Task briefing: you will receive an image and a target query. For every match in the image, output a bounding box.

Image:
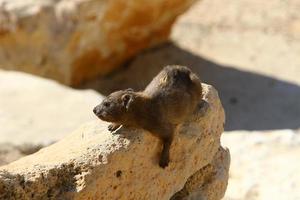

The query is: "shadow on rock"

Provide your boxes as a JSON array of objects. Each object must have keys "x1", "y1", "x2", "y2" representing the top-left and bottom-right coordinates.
[{"x1": 79, "y1": 42, "x2": 300, "y2": 131}]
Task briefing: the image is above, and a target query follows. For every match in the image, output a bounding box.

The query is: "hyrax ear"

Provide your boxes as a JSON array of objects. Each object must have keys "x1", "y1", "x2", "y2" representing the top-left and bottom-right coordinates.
[
  {"x1": 125, "y1": 88, "x2": 134, "y2": 92},
  {"x1": 121, "y1": 93, "x2": 133, "y2": 110}
]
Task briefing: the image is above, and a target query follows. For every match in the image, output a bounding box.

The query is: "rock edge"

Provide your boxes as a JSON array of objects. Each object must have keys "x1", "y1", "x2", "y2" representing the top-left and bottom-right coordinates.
[{"x1": 0, "y1": 84, "x2": 229, "y2": 200}]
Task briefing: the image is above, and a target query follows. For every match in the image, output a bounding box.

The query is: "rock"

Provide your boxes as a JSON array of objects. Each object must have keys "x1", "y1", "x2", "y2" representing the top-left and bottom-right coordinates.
[
  {"x1": 222, "y1": 130, "x2": 300, "y2": 200},
  {"x1": 0, "y1": 84, "x2": 229, "y2": 200},
  {"x1": 171, "y1": 147, "x2": 230, "y2": 200},
  {"x1": 0, "y1": 0, "x2": 197, "y2": 85},
  {"x1": 0, "y1": 70, "x2": 103, "y2": 146}
]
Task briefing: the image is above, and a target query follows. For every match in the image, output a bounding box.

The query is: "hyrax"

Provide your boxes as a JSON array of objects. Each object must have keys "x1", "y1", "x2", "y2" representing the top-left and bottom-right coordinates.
[{"x1": 93, "y1": 65, "x2": 203, "y2": 168}]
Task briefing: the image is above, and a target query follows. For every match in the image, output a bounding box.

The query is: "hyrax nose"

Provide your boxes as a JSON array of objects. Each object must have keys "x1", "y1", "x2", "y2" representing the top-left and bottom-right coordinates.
[{"x1": 93, "y1": 106, "x2": 99, "y2": 115}]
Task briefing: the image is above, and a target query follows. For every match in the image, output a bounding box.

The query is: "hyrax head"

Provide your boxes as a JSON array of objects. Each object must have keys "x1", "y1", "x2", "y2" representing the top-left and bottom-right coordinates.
[{"x1": 93, "y1": 89, "x2": 134, "y2": 123}]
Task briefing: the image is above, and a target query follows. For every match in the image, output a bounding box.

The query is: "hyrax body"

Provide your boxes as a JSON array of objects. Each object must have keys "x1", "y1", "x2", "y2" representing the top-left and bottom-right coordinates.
[{"x1": 93, "y1": 65, "x2": 203, "y2": 168}]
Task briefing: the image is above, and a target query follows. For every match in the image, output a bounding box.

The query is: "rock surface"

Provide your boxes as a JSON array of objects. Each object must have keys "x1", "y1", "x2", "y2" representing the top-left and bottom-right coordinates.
[
  {"x1": 0, "y1": 69, "x2": 103, "y2": 146},
  {"x1": 0, "y1": 0, "x2": 197, "y2": 85},
  {"x1": 222, "y1": 130, "x2": 300, "y2": 200},
  {"x1": 172, "y1": 146, "x2": 230, "y2": 200},
  {"x1": 0, "y1": 84, "x2": 229, "y2": 200}
]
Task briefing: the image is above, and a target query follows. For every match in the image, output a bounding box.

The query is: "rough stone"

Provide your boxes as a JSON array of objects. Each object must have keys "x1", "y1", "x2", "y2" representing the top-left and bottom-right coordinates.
[
  {"x1": 0, "y1": 0, "x2": 197, "y2": 85},
  {"x1": 0, "y1": 84, "x2": 229, "y2": 200},
  {"x1": 0, "y1": 69, "x2": 103, "y2": 146},
  {"x1": 171, "y1": 146, "x2": 230, "y2": 200}
]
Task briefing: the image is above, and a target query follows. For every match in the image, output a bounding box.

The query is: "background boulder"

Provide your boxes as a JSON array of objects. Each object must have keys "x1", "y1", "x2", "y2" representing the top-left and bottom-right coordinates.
[{"x1": 0, "y1": 0, "x2": 197, "y2": 85}]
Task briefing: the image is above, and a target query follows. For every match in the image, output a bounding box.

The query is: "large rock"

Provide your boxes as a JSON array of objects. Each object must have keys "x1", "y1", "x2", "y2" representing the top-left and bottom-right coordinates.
[
  {"x1": 222, "y1": 130, "x2": 300, "y2": 200},
  {"x1": 0, "y1": 69, "x2": 103, "y2": 146},
  {"x1": 0, "y1": 84, "x2": 230, "y2": 200},
  {"x1": 0, "y1": 0, "x2": 197, "y2": 85},
  {"x1": 171, "y1": 146, "x2": 230, "y2": 200}
]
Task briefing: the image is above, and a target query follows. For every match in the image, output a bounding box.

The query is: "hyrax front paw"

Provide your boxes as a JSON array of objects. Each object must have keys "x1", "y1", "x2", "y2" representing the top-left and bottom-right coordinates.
[
  {"x1": 159, "y1": 157, "x2": 169, "y2": 168},
  {"x1": 108, "y1": 123, "x2": 121, "y2": 132}
]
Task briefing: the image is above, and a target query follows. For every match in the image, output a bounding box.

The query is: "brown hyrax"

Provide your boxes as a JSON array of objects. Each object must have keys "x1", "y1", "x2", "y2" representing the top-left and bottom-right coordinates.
[{"x1": 93, "y1": 65, "x2": 203, "y2": 168}]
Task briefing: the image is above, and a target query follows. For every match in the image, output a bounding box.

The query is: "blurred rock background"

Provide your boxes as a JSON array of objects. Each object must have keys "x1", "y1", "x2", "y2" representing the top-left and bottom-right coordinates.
[{"x1": 1, "y1": 0, "x2": 300, "y2": 199}]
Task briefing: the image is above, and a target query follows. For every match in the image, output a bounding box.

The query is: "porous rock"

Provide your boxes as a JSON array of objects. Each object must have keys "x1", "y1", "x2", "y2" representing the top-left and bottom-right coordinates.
[
  {"x1": 0, "y1": 0, "x2": 197, "y2": 85},
  {"x1": 0, "y1": 84, "x2": 229, "y2": 200}
]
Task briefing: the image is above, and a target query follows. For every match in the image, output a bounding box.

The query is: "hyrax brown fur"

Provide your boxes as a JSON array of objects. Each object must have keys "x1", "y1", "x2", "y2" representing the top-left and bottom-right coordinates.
[{"x1": 93, "y1": 65, "x2": 203, "y2": 168}]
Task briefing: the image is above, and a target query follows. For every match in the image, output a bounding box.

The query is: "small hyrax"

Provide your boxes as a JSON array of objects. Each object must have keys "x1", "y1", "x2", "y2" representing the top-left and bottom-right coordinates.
[{"x1": 93, "y1": 65, "x2": 203, "y2": 168}]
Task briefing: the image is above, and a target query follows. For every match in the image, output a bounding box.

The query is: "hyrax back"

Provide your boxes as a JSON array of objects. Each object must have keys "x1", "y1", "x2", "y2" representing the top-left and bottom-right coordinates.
[
  {"x1": 93, "y1": 65, "x2": 203, "y2": 168},
  {"x1": 144, "y1": 65, "x2": 202, "y2": 124}
]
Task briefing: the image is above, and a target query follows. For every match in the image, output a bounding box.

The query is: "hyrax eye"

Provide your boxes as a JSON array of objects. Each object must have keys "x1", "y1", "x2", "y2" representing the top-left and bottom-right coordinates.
[{"x1": 103, "y1": 102, "x2": 111, "y2": 107}]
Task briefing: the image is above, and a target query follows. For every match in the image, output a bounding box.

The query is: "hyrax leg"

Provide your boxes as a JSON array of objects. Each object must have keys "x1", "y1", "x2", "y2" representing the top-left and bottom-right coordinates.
[
  {"x1": 108, "y1": 123, "x2": 121, "y2": 132},
  {"x1": 159, "y1": 137, "x2": 173, "y2": 168},
  {"x1": 154, "y1": 124, "x2": 174, "y2": 168}
]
